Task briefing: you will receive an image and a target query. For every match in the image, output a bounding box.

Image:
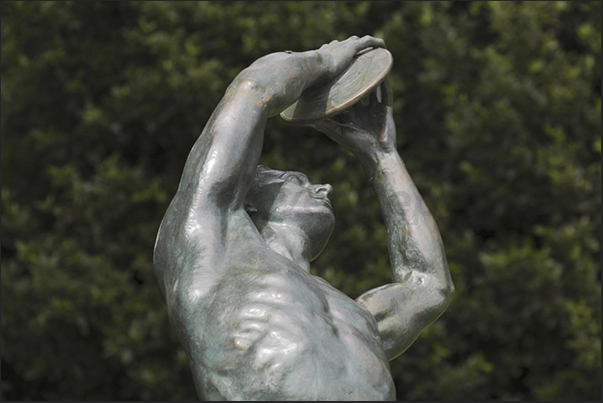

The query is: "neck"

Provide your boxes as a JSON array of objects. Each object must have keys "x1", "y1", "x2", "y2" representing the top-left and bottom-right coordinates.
[{"x1": 259, "y1": 222, "x2": 312, "y2": 272}]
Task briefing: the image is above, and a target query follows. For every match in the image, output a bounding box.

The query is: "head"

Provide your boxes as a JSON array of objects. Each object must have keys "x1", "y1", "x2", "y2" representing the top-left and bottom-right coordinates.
[{"x1": 245, "y1": 165, "x2": 335, "y2": 260}]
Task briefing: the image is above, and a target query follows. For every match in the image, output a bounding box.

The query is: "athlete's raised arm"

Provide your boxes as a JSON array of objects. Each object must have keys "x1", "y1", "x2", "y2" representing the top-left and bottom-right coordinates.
[{"x1": 309, "y1": 79, "x2": 454, "y2": 360}]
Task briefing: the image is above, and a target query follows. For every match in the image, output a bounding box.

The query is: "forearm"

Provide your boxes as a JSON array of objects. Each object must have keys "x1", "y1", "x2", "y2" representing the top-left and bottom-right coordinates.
[
  {"x1": 358, "y1": 150, "x2": 452, "y2": 290},
  {"x1": 235, "y1": 50, "x2": 326, "y2": 116}
]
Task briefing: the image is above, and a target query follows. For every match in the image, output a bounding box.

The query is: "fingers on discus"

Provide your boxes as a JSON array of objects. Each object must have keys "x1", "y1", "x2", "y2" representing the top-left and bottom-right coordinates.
[
  {"x1": 370, "y1": 85, "x2": 381, "y2": 104},
  {"x1": 362, "y1": 35, "x2": 385, "y2": 49}
]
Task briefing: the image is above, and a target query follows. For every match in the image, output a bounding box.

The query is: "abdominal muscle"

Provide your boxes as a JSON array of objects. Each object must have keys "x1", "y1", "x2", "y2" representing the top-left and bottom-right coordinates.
[{"x1": 185, "y1": 258, "x2": 395, "y2": 401}]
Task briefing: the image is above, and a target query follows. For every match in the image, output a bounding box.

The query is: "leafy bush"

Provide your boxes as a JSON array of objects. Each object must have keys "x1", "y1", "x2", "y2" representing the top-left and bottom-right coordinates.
[{"x1": 2, "y1": 2, "x2": 600, "y2": 400}]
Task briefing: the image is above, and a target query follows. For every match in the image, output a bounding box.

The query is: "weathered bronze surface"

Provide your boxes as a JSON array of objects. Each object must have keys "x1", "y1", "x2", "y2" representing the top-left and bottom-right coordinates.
[{"x1": 154, "y1": 36, "x2": 454, "y2": 401}]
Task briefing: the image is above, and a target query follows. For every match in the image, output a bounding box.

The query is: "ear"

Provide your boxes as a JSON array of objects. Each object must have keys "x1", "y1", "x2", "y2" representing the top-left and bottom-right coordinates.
[{"x1": 244, "y1": 201, "x2": 258, "y2": 217}]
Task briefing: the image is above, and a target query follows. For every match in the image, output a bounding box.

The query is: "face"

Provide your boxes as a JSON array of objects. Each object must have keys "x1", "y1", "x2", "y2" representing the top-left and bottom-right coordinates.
[{"x1": 246, "y1": 167, "x2": 335, "y2": 260}]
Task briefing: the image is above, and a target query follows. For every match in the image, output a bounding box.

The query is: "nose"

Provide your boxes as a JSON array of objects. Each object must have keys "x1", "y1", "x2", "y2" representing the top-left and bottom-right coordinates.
[{"x1": 313, "y1": 184, "x2": 332, "y2": 197}]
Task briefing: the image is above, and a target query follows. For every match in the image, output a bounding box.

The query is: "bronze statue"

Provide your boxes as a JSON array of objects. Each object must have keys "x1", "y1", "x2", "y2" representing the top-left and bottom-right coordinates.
[{"x1": 154, "y1": 36, "x2": 454, "y2": 401}]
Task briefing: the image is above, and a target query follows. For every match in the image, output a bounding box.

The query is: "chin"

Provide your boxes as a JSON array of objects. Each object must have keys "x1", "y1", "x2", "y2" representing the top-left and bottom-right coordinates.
[
  {"x1": 307, "y1": 210, "x2": 335, "y2": 261},
  {"x1": 268, "y1": 200, "x2": 335, "y2": 260}
]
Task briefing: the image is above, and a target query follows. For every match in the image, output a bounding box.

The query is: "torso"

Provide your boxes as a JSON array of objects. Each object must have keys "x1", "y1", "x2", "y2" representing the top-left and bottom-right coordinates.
[{"x1": 167, "y1": 228, "x2": 395, "y2": 401}]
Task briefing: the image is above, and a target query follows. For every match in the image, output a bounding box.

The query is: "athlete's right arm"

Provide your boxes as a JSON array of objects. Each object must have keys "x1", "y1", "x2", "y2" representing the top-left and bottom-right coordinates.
[
  {"x1": 309, "y1": 79, "x2": 454, "y2": 361},
  {"x1": 153, "y1": 36, "x2": 386, "y2": 301}
]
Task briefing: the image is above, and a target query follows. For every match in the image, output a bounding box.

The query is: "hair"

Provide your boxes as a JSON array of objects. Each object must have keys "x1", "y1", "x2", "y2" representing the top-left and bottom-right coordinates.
[{"x1": 249, "y1": 165, "x2": 282, "y2": 192}]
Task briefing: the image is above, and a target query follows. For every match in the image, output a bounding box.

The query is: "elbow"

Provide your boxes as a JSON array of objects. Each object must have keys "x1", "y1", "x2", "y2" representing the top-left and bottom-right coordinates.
[
  {"x1": 229, "y1": 74, "x2": 267, "y2": 97},
  {"x1": 417, "y1": 269, "x2": 455, "y2": 306},
  {"x1": 227, "y1": 75, "x2": 277, "y2": 113},
  {"x1": 421, "y1": 270, "x2": 454, "y2": 309},
  {"x1": 237, "y1": 53, "x2": 289, "y2": 92}
]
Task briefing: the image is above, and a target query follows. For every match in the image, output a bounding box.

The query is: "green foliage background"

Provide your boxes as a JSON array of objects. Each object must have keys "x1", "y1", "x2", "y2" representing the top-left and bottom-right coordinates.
[{"x1": 1, "y1": 1, "x2": 600, "y2": 400}]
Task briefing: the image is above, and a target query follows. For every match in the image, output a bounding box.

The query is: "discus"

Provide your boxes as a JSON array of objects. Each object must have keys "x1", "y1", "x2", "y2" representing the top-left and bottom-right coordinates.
[{"x1": 280, "y1": 48, "x2": 393, "y2": 125}]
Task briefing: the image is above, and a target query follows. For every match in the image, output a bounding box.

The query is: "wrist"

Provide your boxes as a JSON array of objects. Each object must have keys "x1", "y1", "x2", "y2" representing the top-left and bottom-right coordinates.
[
  {"x1": 356, "y1": 145, "x2": 398, "y2": 169},
  {"x1": 358, "y1": 148, "x2": 403, "y2": 179}
]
